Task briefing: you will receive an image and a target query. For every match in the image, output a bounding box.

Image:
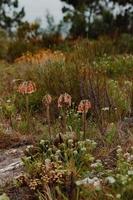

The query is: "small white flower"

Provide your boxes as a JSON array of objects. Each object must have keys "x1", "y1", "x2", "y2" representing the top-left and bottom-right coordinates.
[
  {"x1": 96, "y1": 159, "x2": 102, "y2": 163},
  {"x1": 76, "y1": 177, "x2": 100, "y2": 186},
  {"x1": 7, "y1": 99, "x2": 11, "y2": 103},
  {"x1": 56, "y1": 150, "x2": 61, "y2": 155},
  {"x1": 127, "y1": 155, "x2": 133, "y2": 162},
  {"x1": 86, "y1": 139, "x2": 91, "y2": 143},
  {"x1": 116, "y1": 194, "x2": 121, "y2": 199},
  {"x1": 68, "y1": 139, "x2": 73, "y2": 144},
  {"x1": 106, "y1": 176, "x2": 116, "y2": 184},
  {"x1": 47, "y1": 148, "x2": 52, "y2": 152},
  {"x1": 81, "y1": 147, "x2": 87, "y2": 152},
  {"x1": 26, "y1": 145, "x2": 33, "y2": 151},
  {"x1": 89, "y1": 156, "x2": 95, "y2": 162},
  {"x1": 91, "y1": 163, "x2": 98, "y2": 168},
  {"x1": 101, "y1": 107, "x2": 109, "y2": 111},
  {"x1": 117, "y1": 148, "x2": 122, "y2": 154},
  {"x1": 128, "y1": 170, "x2": 133, "y2": 175},
  {"x1": 91, "y1": 141, "x2": 97, "y2": 146},
  {"x1": 45, "y1": 158, "x2": 51, "y2": 163},
  {"x1": 73, "y1": 150, "x2": 78, "y2": 156},
  {"x1": 91, "y1": 161, "x2": 101, "y2": 167},
  {"x1": 40, "y1": 140, "x2": 45, "y2": 145}
]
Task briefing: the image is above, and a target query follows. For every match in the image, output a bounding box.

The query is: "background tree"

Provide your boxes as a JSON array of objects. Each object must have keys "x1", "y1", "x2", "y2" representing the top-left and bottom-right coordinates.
[
  {"x1": 0, "y1": 0, "x2": 25, "y2": 34},
  {"x1": 60, "y1": 0, "x2": 133, "y2": 38}
]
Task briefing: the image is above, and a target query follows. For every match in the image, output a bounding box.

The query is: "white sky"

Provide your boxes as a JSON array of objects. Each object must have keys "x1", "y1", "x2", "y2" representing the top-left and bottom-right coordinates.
[{"x1": 20, "y1": 0, "x2": 63, "y2": 25}]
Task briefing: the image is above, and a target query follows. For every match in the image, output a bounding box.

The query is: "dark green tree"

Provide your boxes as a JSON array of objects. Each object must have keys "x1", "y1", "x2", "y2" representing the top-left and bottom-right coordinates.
[
  {"x1": 0, "y1": 0, "x2": 25, "y2": 33},
  {"x1": 60, "y1": 0, "x2": 133, "y2": 38},
  {"x1": 61, "y1": 0, "x2": 97, "y2": 37}
]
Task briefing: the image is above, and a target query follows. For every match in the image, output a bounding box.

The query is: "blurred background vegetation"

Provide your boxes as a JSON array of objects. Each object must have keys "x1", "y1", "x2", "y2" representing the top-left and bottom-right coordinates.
[{"x1": 0, "y1": 0, "x2": 133, "y2": 61}]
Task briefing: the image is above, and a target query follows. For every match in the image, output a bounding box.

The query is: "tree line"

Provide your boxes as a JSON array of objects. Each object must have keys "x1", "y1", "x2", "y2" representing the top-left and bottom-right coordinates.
[{"x1": 0, "y1": 0, "x2": 133, "y2": 38}]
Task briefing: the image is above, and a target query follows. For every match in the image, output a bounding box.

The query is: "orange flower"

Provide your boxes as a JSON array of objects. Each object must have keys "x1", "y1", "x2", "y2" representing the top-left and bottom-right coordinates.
[
  {"x1": 78, "y1": 100, "x2": 91, "y2": 113},
  {"x1": 15, "y1": 50, "x2": 65, "y2": 64},
  {"x1": 18, "y1": 81, "x2": 36, "y2": 95},
  {"x1": 58, "y1": 93, "x2": 72, "y2": 108},
  {"x1": 42, "y1": 94, "x2": 52, "y2": 106}
]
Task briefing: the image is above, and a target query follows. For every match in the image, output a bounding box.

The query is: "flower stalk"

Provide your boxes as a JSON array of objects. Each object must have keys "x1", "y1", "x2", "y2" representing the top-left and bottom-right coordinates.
[
  {"x1": 58, "y1": 93, "x2": 72, "y2": 134},
  {"x1": 43, "y1": 94, "x2": 52, "y2": 140},
  {"x1": 78, "y1": 99, "x2": 91, "y2": 139},
  {"x1": 18, "y1": 81, "x2": 36, "y2": 133}
]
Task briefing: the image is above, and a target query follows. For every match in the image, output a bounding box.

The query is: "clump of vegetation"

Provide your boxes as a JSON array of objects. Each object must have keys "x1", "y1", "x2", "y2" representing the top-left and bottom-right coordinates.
[
  {"x1": 18, "y1": 135, "x2": 97, "y2": 200},
  {"x1": 17, "y1": 129, "x2": 133, "y2": 200}
]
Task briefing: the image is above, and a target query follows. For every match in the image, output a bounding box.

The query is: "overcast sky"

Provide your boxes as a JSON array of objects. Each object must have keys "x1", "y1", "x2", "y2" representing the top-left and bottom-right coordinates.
[{"x1": 20, "y1": 0, "x2": 63, "y2": 25}]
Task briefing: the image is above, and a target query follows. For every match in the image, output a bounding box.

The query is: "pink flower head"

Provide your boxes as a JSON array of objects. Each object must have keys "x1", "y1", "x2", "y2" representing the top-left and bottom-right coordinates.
[
  {"x1": 43, "y1": 94, "x2": 52, "y2": 106},
  {"x1": 58, "y1": 93, "x2": 72, "y2": 108},
  {"x1": 18, "y1": 81, "x2": 36, "y2": 95},
  {"x1": 78, "y1": 100, "x2": 91, "y2": 113}
]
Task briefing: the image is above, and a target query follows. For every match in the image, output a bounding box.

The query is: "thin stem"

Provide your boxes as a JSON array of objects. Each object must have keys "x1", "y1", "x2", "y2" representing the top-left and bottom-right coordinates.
[
  {"x1": 63, "y1": 110, "x2": 67, "y2": 134},
  {"x1": 26, "y1": 94, "x2": 30, "y2": 132},
  {"x1": 60, "y1": 108, "x2": 67, "y2": 134},
  {"x1": 46, "y1": 105, "x2": 51, "y2": 140},
  {"x1": 76, "y1": 187, "x2": 80, "y2": 200},
  {"x1": 82, "y1": 110, "x2": 87, "y2": 139}
]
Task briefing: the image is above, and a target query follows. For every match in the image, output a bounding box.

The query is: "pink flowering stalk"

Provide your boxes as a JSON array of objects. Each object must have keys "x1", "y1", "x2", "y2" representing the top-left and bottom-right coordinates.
[
  {"x1": 58, "y1": 93, "x2": 72, "y2": 134},
  {"x1": 42, "y1": 94, "x2": 52, "y2": 140},
  {"x1": 78, "y1": 100, "x2": 91, "y2": 139},
  {"x1": 18, "y1": 81, "x2": 36, "y2": 131}
]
